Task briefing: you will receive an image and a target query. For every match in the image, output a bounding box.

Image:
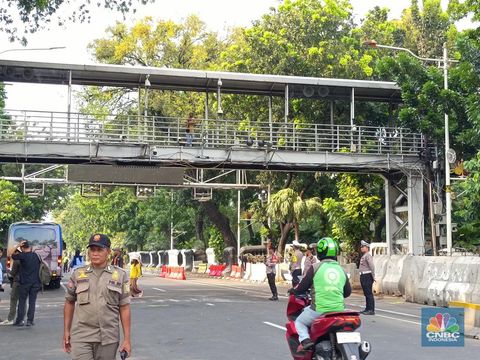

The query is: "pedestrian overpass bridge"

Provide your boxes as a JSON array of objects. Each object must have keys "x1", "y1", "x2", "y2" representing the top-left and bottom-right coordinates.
[
  {"x1": 0, "y1": 109, "x2": 424, "y2": 172},
  {"x1": 0, "y1": 59, "x2": 428, "y2": 255}
]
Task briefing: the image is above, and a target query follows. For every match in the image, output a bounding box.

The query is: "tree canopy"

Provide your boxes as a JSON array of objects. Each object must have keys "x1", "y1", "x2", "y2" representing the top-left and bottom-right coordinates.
[{"x1": 0, "y1": 0, "x2": 150, "y2": 44}]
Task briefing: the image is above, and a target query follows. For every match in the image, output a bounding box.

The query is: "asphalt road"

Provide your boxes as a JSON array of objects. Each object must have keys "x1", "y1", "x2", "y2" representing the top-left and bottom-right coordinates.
[{"x1": 1, "y1": 274, "x2": 479, "y2": 360}]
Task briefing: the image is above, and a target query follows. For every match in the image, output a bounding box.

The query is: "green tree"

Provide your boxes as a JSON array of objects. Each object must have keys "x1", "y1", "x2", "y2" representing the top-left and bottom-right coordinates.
[
  {"x1": 208, "y1": 227, "x2": 224, "y2": 262},
  {"x1": 453, "y1": 153, "x2": 480, "y2": 250},
  {"x1": 54, "y1": 187, "x2": 201, "y2": 252},
  {"x1": 0, "y1": 0, "x2": 149, "y2": 44},
  {"x1": 0, "y1": 180, "x2": 35, "y2": 240},
  {"x1": 322, "y1": 175, "x2": 381, "y2": 260},
  {"x1": 81, "y1": 15, "x2": 226, "y2": 118},
  {"x1": 267, "y1": 188, "x2": 322, "y2": 253}
]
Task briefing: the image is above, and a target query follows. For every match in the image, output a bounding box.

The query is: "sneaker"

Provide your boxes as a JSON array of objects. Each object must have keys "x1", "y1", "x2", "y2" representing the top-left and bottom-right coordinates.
[
  {"x1": 297, "y1": 339, "x2": 314, "y2": 352},
  {"x1": 269, "y1": 296, "x2": 278, "y2": 301},
  {"x1": 26, "y1": 320, "x2": 35, "y2": 326},
  {"x1": 0, "y1": 320, "x2": 14, "y2": 325},
  {"x1": 13, "y1": 321, "x2": 25, "y2": 327},
  {"x1": 362, "y1": 310, "x2": 375, "y2": 316}
]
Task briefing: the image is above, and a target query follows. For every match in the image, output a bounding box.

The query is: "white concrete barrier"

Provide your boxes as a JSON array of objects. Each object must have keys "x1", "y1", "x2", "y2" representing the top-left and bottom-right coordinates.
[
  {"x1": 128, "y1": 252, "x2": 140, "y2": 265},
  {"x1": 278, "y1": 262, "x2": 291, "y2": 282},
  {"x1": 156, "y1": 251, "x2": 164, "y2": 269},
  {"x1": 147, "y1": 251, "x2": 155, "y2": 267},
  {"x1": 341, "y1": 263, "x2": 358, "y2": 289},
  {"x1": 401, "y1": 256, "x2": 427, "y2": 303},
  {"x1": 382, "y1": 255, "x2": 407, "y2": 296},
  {"x1": 445, "y1": 257, "x2": 480, "y2": 304},
  {"x1": 243, "y1": 262, "x2": 252, "y2": 280},
  {"x1": 167, "y1": 250, "x2": 180, "y2": 267},
  {"x1": 206, "y1": 248, "x2": 217, "y2": 265},
  {"x1": 249, "y1": 263, "x2": 267, "y2": 282},
  {"x1": 371, "y1": 243, "x2": 388, "y2": 256},
  {"x1": 449, "y1": 301, "x2": 480, "y2": 338},
  {"x1": 372, "y1": 255, "x2": 389, "y2": 294}
]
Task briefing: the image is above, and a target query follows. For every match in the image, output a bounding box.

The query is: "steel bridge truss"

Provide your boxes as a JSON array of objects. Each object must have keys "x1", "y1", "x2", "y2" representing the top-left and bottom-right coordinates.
[{"x1": 1, "y1": 165, "x2": 261, "y2": 198}]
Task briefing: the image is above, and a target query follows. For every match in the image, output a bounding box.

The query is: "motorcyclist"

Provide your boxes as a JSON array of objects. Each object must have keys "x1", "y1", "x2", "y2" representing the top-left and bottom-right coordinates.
[{"x1": 291, "y1": 237, "x2": 352, "y2": 352}]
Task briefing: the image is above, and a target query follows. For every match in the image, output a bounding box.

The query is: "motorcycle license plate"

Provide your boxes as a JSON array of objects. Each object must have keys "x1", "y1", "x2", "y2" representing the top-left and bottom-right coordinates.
[{"x1": 336, "y1": 332, "x2": 361, "y2": 344}]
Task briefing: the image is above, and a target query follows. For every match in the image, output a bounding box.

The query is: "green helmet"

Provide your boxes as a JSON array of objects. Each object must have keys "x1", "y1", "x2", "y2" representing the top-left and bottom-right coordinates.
[{"x1": 317, "y1": 237, "x2": 340, "y2": 259}]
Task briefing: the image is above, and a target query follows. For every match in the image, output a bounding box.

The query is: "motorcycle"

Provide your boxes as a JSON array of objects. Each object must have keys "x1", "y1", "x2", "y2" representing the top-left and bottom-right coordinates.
[{"x1": 285, "y1": 294, "x2": 371, "y2": 360}]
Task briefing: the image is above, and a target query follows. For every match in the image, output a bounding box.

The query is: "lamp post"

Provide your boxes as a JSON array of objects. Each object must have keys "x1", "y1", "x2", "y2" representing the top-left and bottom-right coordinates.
[
  {"x1": 144, "y1": 75, "x2": 151, "y2": 139},
  {"x1": 364, "y1": 39, "x2": 458, "y2": 255},
  {"x1": 0, "y1": 46, "x2": 66, "y2": 55}
]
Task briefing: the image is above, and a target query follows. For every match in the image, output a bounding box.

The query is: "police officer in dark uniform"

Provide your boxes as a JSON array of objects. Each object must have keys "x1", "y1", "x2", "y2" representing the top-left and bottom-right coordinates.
[
  {"x1": 359, "y1": 240, "x2": 376, "y2": 315},
  {"x1": 63, "y1": 234, "x2": 131, "y2": 360}
]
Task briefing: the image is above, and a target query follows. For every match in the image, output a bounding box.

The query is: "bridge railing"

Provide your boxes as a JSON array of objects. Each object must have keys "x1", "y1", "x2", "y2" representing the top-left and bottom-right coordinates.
[{"x1": 0, "y1": 110, "x2": 425, "y2": 155}]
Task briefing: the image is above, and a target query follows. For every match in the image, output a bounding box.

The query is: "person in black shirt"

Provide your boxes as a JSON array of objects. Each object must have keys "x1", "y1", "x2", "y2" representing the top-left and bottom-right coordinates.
[{"x1": 11, "y1": 240, "x2": 41, "y2": 326}]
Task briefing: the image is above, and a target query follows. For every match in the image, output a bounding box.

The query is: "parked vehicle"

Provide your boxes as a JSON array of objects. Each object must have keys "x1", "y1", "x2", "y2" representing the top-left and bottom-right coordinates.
[{"x1": 6, "y1": 222, "x2": 64, "y2": 289}]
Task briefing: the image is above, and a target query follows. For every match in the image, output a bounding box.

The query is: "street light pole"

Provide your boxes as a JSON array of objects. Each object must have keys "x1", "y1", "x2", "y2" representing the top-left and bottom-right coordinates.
[
  {"x1": 443, "y1": 43, "x2": 453, "y2": 255},
  {"x1": 144, "y1": 75, "x2": 151, "y2": 140},
  {"x1": 363, "y1": 39, "x2": 457, "y2": 255}
]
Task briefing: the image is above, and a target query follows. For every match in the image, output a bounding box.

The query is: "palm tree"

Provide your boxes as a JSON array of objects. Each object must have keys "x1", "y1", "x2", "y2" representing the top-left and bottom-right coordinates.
[{"x1": 267, "y1": 188, "x2": 322, "y2": 254}]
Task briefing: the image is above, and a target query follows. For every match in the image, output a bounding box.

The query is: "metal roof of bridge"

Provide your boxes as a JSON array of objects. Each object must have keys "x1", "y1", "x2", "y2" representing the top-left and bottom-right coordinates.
[{"x1": 0, "y1": 59, "x2": 401, "y2": 102}]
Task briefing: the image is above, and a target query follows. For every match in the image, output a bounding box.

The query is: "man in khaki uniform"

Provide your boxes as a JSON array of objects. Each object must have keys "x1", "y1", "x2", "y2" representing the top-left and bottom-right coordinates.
[{"x1": 63, "y1": 234, "x2": 131, "y2": 360}]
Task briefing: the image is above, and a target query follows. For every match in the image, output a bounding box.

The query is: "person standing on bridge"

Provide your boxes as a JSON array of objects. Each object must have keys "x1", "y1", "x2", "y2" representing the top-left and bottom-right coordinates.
[
  {"x1": 63, "y1": 234, "x2": 131, "y2": 360},
  {"x1": 359, "y1": 240, "x2": 375, "y2": 315},
  {"x1": 185, "y1": 112, "x2": 196, "y2": 146}
]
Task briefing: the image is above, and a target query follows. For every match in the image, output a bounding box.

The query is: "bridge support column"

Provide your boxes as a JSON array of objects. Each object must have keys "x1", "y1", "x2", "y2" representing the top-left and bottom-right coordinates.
[
  {"x1": 384, "y1": 176, "x2": 401, "y2": 256},
  {"x1": 407, "y1": 173, "x2": 424, "y2": 255},
  {"x1": 384, "y1": 173, "x2": 424, "y2": 255}
]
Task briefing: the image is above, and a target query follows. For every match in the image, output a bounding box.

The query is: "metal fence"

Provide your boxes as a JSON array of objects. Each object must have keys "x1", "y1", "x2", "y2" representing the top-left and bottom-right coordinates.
[{"x1": 0, "y1": 110, "x2": 425, "y2": 155}]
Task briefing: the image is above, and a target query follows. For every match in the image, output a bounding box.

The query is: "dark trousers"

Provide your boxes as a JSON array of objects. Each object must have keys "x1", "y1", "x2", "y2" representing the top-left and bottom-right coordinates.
[
  {"x1": 16, "y1": 283, "x2": 41, "y2": 323},
  {"x1": 291, "y1": 269, "x2": 302, "y2": 287},
  {"x1": 267, "y1": 273, "x2": 277, "y2": 297},
  {"x1": 360, "y1": 273, "x2": 375, "y2": 311}
]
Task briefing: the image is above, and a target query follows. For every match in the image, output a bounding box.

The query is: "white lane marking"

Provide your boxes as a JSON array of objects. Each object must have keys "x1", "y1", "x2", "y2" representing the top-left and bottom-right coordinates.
[
  {"x1": 347, "y1": 303, "x2": 420, "y2": 319},
  {"x1": 153, "y1": 287, "x2": 166, "y2": 292},
  {"x1": 263, "y1": 321, "x2": 287, "y2": 331},
  {"x1": 169, "y1": 299, "x2": 180, "y2": 302},
  {"x1": 187, "y1": 279, "x2": 288, "y2": 299},
  {"x1": 206, "y1": 303, "x2": 215, "y2": 306},
  {"x1": 373, "y1": 313, "x2": 421, "y2": 325}
]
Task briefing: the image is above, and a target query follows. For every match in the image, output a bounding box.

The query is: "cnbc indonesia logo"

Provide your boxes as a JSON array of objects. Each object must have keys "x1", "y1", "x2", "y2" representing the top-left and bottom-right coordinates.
[{"x1": 423, "y1": 312, "x2": 463, "y2": 346}]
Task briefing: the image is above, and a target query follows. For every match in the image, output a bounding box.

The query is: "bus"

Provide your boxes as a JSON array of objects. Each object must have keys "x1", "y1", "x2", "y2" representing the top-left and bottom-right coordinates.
[{"x1": 6, "y1": 222, "x2": 64, "y2": 289}]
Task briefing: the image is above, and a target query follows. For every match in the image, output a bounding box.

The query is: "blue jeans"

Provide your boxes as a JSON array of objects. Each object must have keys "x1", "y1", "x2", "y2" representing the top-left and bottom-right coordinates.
[
  {"x1": 295, "y1": 305, "x2": 323, "y2": 342},
  {"x1": 186, "y1": 133, "x2": 193, "y2": 146}
]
